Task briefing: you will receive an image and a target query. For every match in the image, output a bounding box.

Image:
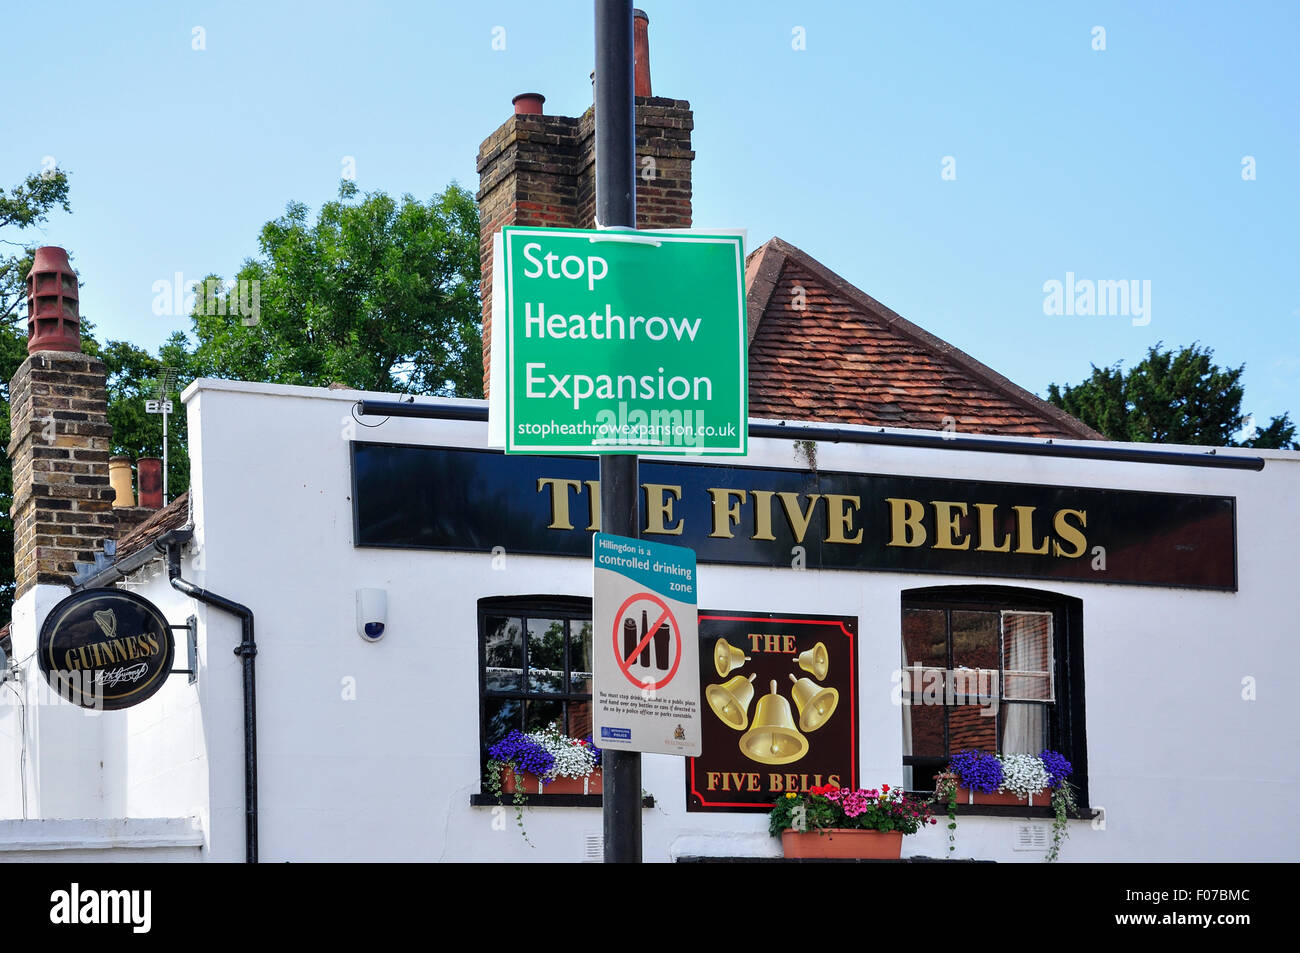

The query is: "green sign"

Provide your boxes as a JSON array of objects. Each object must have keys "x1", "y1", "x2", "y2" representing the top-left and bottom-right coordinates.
[{"x1": 492, "y1": 226, "x2": 747, "y2": 455}]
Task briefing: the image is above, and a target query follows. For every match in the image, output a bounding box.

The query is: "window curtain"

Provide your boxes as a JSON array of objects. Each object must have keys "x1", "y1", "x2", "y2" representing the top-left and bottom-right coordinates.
[{"x1": 1002, "y1": 611, "x2": 1053, "y2": 701}]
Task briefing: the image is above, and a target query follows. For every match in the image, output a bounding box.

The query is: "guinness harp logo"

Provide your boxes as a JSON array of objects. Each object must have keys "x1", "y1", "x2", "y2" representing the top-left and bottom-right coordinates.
[
  {"x1": 38, "y1": 589, "x2": 175, "y2": 711},
  {"x1": 94, "y1": 609, "x2": 116, "y2": 638}
]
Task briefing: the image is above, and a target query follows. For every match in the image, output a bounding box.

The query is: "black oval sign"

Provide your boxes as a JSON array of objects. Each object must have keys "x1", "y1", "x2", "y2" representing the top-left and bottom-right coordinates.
[{"x1": 38, "y1": 589, "x2": 175, "y2": 710}]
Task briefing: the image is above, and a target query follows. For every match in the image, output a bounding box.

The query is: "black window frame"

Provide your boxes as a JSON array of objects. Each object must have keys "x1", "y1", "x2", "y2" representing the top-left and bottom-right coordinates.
[
  {"x1": 900, "y1": 585, "x2": 1088, "y2": 809},
  {"x1": 476, "y1": 594, "x2": 595, "y2": 771}
]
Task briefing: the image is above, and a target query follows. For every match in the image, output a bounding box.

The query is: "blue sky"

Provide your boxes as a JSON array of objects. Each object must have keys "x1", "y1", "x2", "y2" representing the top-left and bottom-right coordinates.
[{"x1": 5, "y1": 1, "x2": 1297, "y2": 429}]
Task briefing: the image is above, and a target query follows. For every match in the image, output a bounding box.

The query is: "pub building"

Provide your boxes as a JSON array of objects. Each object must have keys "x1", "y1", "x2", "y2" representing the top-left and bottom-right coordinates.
[{"x1": 2, "y1": 15, "x2": 1296, "y2": 863}]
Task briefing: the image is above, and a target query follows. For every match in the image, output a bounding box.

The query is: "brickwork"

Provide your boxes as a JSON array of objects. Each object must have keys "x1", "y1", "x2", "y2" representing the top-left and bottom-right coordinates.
[
  {"x1": 7, "y1": 350, "x2": 116, "y2": 596},
  {"x1": 476, "y1": 96, "x2": 694, "y2": 395}
]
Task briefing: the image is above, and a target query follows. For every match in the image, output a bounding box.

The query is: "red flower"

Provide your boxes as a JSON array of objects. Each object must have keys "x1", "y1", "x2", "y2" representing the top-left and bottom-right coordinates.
[{"x1": 882, "y1": 784, "x2": 890, "y2": 793}]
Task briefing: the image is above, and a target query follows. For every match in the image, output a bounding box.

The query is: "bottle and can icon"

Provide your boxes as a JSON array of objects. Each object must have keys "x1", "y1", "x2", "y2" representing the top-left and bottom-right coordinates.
[{"x1": 622, "y1": 609, "x2": 671, "y2": 671}]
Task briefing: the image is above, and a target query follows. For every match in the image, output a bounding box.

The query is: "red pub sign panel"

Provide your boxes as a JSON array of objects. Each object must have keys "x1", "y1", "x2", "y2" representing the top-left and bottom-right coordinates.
[{"x1": 687, "y1": 611, "x2": 858, "y2": 813}]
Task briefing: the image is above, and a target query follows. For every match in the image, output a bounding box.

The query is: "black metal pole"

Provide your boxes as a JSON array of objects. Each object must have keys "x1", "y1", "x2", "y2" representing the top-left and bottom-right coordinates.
[{"x1": 595, "y1": 0, "x2": 642, "y2": 865}]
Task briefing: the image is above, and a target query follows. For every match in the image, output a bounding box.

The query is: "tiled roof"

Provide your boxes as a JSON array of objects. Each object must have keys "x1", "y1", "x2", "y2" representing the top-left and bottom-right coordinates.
[
  {"x1": 745, "y1": 238, "x2": 1101, "y2": 439},
  {"x1": 115, "y1": 491, "x2": 191, "y2": 561}
]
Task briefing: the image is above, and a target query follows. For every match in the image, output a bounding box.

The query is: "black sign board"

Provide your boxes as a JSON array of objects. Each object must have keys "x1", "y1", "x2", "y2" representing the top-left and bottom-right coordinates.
[
  {"x1": 687, "y1": 611, "x2": 858, "y2": 812},
  {"x1": 351, "y1": 443, "x2": 1238, "y2": 591},
  {"x1": 38, "y1": 588, "x2": 175, "y2": 710}
]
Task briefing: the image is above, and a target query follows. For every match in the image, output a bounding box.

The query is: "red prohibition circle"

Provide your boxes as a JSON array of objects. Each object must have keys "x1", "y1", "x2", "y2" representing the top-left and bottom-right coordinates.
[{"x1": 611, "y1": 591, "x2": 682, "y2": 690}]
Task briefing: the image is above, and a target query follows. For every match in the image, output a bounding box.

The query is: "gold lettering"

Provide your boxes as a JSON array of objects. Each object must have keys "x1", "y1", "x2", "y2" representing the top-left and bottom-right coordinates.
[
  {"x1": 885, "y1": 497, "x2": 927, "y2": 547},
  {"x1": 1013, "y1": 505, "x2": 1050, "y2": 555},
  {"x1": 974, "y1": 502, "x2": 1012, "y2": 552},
  {"x1": 824, "y1": 494, "x2": 864, "y2": 544},
  {"x1": 642, "y1": 484, "x2": 684, "y2": 535},
  {"x1": 706, "y1": 488, "x2": 746, "y2": 539},
  {"x1": 777, "y1": 492, "x2": 823, "y2": 544},
  {"x1": 536, "y1": 477, "x2": 581, "y2": 531},
  {"x1": 750, "y1": 490, "x2": 776, "y2": 541},
  {"x1": 64, "y1": 649, "x2": 80, "y2": 671},
  {"x1": 706, "y1": 771, "x2": 720, "y2": 791},
  {"x1": 931, "y1": 501, "x2": 970, "y2": 550},
  {"x1": 584, "y1": 480, "x2": 601, "y2": 531},
  {"x1": 1052, "y1": 508, "x2": 1088, "y2": 558}
]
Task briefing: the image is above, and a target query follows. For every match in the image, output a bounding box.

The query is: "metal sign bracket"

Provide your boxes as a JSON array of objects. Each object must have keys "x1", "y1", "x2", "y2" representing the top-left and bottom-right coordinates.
[{"x1": 169, "y1": 615, "x2": 198, "y2": 685}]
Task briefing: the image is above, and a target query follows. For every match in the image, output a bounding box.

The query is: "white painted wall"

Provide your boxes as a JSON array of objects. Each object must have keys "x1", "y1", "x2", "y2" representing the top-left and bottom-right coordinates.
[{"x1": 16, "y1": 378, "x2": 1298, "y2": 862}]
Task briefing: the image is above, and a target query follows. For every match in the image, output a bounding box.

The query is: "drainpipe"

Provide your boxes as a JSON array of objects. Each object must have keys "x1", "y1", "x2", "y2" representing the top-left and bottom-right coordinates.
[{"x1": 159, "y1": 535, "x2": 258, "y2": 864}]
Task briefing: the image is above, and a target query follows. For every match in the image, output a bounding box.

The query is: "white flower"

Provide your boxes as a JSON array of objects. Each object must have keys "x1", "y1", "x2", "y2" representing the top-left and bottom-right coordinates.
[
  {"x1": 999, "y1": 754, "x2": 1049, "y2": 797},
  {"x1": 527, "y1": 723, "x2": 600, "y2": 780}
]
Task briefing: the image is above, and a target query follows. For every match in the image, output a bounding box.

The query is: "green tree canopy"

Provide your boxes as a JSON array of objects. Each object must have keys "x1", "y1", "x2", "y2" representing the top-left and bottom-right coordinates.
[
  {"x1": 1047, "y1": 342, "x2": 1297, "y2": 449},
  {"x1": 2, "y1": 166, "x2": 73, "y2": 620},
  {"x1": 187, "y1": 180, "x2": 482, "y2": 397}
]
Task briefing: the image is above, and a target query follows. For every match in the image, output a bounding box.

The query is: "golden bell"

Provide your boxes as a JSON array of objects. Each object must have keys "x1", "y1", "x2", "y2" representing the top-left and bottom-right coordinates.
[
  {"x1": 713, "y1": 638, "x2": 751, "y2": 678},
  {"x1": 788, "y1": 673, "x2": 839, "y2": 732},
  {"x1": 706, "y1": 673, "x2": 757, "y2": 730},
  {"x1": 793, "y1": 641, "x2": 829, "y2": 681},
  {"x1": 738, "y1": 680, "x2": 809, "y2": 765}
]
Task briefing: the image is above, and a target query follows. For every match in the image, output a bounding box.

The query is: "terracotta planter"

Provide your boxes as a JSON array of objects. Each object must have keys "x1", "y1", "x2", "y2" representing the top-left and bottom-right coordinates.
[
  {"x1": 780, "y1": 829, "x2": 903, "y2": 859},
  {"x1": 499, "y1": 766, "x2": 602, "y2": 795},
  {"x1": 953, "y1": 785, "x2": 1049, "y2": 806}
]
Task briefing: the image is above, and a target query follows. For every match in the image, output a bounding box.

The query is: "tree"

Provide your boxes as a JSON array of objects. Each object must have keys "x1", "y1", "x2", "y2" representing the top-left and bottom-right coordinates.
[
  {"x1": 1047, "y1": 342, "x2": 1297, "y2": 449},
  {"x1": 81, "y1": 331, "x2": 193, "y2": 498},
  {"x1": 2, "y1": 167, "x2": 72, "y2": 622},
  {"x1": 187, "y1": 180, "x2": 482, "y2": 397},
  {"x1": 1, "y1": 168, "x2": 71, "y2": 325}
]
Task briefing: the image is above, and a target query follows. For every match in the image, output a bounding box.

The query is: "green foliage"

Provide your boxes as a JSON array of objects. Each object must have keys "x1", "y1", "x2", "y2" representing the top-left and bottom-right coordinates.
[
  {"x1": 1047, "y1": 342, "x2": 1297, "y2": 449},
  {"x1": 1, "y1": 168, "x2": 71, "y2": 325},
  {"x1": 80, "y1": 330, "x2": 192, "y2": 497},
  {"x1": 1046, "y1": 780, "x2": 1078, "y2": 863},
  {"x1": 187, "y1": 180, "x2": 482, "y2": 397},
  {"x1": 1, "y1": 166, "x2": 73, "y2": 620},
  {"x1": 933, "y1": 771, "x2": 958, "y2": 853},
  {"x1": 1, "y1": 174, "x2": 481, "y2": 626}
]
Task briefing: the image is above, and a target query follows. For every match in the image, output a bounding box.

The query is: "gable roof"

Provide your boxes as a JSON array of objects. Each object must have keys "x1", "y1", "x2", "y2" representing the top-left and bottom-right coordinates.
[{"x1": 745, "y1": 237, "x2": 1101, "y2": 439}]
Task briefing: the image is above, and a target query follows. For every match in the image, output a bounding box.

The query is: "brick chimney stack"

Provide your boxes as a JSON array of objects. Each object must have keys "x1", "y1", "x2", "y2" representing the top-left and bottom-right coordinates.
[
  {"x1": 476, "y1": 8, "x2": 694, "y2": 394},
  {"x1": 7, "y1": 247, "x2": 116, "y2": 598}
]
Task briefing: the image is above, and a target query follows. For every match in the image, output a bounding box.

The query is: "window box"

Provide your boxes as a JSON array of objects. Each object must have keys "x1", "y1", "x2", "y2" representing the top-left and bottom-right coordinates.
[
  {"x1": 953, "y1": 785, "x2": 1049, "y2": 807},
  {"x1": 781, "y1": 829, "x2": 903, "y2": 860},
  {"x1": 499, "y1": 766, "x2": 603, "y2": 796}
]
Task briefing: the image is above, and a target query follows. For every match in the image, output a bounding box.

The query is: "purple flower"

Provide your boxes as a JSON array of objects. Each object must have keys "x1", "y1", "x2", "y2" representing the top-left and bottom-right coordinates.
[
  {"x1": 949, "y1": 749, "x2": 1003, "y2": 793},
  {"x1": 488, "y1": 730, "x2": 556, "y2": 778},
  {"x1": 1040, "y1": 749, "x2": 1073, "y2": 789}
]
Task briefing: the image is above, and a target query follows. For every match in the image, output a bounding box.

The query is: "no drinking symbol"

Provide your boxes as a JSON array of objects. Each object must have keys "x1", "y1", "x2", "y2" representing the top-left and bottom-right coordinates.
[{"x1": 613, "y1": 592, "x2": 683, "y2": 691}]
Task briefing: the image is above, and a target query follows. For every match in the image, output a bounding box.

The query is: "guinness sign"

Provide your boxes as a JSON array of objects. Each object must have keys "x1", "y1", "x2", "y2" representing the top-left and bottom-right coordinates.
[{"x1": 38, "y1": 589, "x2": 175, "y2": 710}]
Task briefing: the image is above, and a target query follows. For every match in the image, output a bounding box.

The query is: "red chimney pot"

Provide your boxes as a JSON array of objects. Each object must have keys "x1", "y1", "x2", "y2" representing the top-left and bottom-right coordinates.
[
  {"x1": 137, "y1": 458, "x2": 163, "y2": 510},
  {"x1": 512, "y1": 92, "x2": 546, "y2": 115},
  {"x1": 633, "y1": 9, "x2": 652, "y2": 97},
  {"x1": 26, "y1": 246, "x2": 81, "y2": 354}
]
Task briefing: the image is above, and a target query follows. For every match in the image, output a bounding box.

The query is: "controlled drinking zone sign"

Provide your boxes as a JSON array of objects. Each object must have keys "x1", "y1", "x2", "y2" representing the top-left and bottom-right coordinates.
[
  {"x1": 488, "y1": 226, "x2": 747, "y2": 455},
  {"x1": 593, "y1": 533, "x2": 702, "y2": 756}
]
